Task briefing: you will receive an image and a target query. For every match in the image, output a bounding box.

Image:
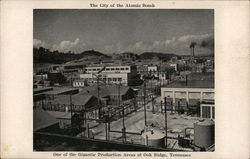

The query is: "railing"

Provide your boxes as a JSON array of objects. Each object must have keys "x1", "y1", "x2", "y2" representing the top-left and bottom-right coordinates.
[{"x1": 34, "y1": 132, "x2": 184, "y2": 151}]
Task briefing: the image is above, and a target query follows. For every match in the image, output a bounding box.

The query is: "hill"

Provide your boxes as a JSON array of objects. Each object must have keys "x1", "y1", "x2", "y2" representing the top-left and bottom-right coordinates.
[
  {"x1": 33, "y1": 47, "x2": 111, "y2": 64},
  {"x1": 138, "y1": 52, "x2": 178, "y2": 61},
  {"x1": 80, "y1": 50, "x2": 111, "y2": 58}
]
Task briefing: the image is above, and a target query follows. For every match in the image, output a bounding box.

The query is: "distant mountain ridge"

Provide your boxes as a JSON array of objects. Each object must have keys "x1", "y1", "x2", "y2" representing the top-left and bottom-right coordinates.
[
  {"x1": 34, "y1": 47, "x2": 179, "y2": 64},
  {"x1": 34, "y1": 47, "x2": 111, "y2": 64},
  {"x1": 80, "y1": 50, "x2": 111, "y2": 58},
  {"x1": 138, "y1": 52, "x2": 178, "y2": 61}
]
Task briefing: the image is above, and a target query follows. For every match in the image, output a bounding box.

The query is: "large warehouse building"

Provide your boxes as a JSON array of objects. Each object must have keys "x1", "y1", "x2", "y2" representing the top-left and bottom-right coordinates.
[
  {"x1": 79, "y1": 65, "x2": 139, "y2": 86},
  {"x1": 161, "y1": 73, "x2": 214, "y2": 118}
]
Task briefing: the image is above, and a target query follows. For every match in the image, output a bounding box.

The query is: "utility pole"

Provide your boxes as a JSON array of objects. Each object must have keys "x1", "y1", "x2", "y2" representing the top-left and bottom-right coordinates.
[
  {"x1": 152, "y1": 95, "x2": 154, "y2": 114},
  {"x1": 143, "y1": 80, "x2": 147, "y2": 126},
  {"x1": 118, "y1": 80, "x2": 126, "y2": 143},
  {"x1": 118, "y1": 81, "x2": 121, "y2": 108},
  {"x1": 122, "y1": 106, "x2": 126, "y2": 143},
  {"x1": 97, "y1": 75, "x2": 101, "y2": 119},
  {"x1": 164, "y1": 97, "x2": 168, "y2": 148},
  {"x1": 107, "y1": 107, "x2": 111, "y2": 140},
  {"x1": 70, "y1": 93, "x2": 73, "y2": 127}
]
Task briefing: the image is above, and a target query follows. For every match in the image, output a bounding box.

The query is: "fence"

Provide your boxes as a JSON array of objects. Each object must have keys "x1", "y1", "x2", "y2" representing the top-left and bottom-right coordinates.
[{"x1": 152, "y1": 100, "x2": 200, "y2": 116}]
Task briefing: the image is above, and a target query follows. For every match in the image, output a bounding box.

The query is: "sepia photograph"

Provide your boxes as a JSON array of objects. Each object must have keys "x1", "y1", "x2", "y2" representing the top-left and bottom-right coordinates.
[{"x1": 33, "y1": 9, "x2": 215, "y2": 151}]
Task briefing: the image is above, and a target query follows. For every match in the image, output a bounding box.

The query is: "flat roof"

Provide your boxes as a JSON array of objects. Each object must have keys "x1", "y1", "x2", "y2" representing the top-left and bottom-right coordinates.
[
  {"x1": 46, "y1": 111, "x2": 71, "y2": 119},
  {"x1": 34, "y1": 87, "x2": 53, "y2": 94},
  {"x1": 164, "y1": 73, "x2": 214, "y2": 88},
  {"x1": 43, "y1": 87, "x2": 79, "y2": 95},
  {"x1": 51, "y1": 94, "x2": 94, "y2": 106}
]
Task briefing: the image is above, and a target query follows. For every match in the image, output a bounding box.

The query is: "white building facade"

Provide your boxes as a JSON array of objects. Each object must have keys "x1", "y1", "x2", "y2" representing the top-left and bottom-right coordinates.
[
  {"x1": 200, "y1": 103, "x2": 215, "y2": 119},
  {"x1": 73, "y1": 79, "x2": 86, "y2": 87},
  {"x1": 147, "y1": 66, "x2": 158, "y2": 72},
  {"x1": 80, "y1": 65, "x2": 138, "y2": 86},
  {"x1": 161, "y1": 88, "x2": 214, "y2": 103},
  {"x1": 161, "y1": 87, "x2": 214, "y2": 110}
]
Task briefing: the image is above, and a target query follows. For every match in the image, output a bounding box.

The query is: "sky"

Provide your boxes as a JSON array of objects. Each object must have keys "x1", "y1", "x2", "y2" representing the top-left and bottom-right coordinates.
[{"x1": 34, "y1": 9, "x2": 214, "y2": 55}]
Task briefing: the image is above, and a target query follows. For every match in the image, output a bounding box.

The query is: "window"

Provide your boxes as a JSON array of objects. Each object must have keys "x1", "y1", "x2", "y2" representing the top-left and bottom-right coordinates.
[
  {"x1": 106, "y1": 68, "x2": 110, "y2": 71},
  {"x1": 113, "y1": 78, "x2": 117, "y2": 81},
  {"x1": 125, "y1": 68, "x2": 129, "y2": 70},
  {"x1": 111, "y1": 68, "x2": 115, "y2": 70},
  {"x1": 118, "y1": 78, "x2": 122, "y2": 81},
  {"x1": 116, "y1": 68, "x2": 120, "y2": 70},
  {"x1": 121, "y1": 68, "x2": 125, "y2": 70},
  {"x1": 203, "y1": 92, "x2": 214, "y2": 100},
  {"x1": 212, "y1": 107, "x2": 215, "y2": 119},
  {"x1": 202, "y1": 106, "x2": 211, "y2": 118}
]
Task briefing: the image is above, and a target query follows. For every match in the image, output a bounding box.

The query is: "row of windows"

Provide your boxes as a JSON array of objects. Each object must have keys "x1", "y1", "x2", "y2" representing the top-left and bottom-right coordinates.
[
  {"x1": 74, "y1": 82, "x2": 84, "y2": 86},
  {"x1": 87, "y1": 67, "x2": 129, "y2": 72},
  {"x1": 164, "y1": 91, "x2": 214, "y2": 98},
  {"x1": 201, "y1": 106, "x2": 215, "y2": 119},
  {"x1": 83, "y1": 78, "x2": 123, "y2": 82}
]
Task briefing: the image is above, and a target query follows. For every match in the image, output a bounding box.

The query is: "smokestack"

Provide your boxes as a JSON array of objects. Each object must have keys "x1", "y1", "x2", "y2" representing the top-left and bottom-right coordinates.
[{"x1": 189, "y1": 42, "x2": 196, "y2": 57}]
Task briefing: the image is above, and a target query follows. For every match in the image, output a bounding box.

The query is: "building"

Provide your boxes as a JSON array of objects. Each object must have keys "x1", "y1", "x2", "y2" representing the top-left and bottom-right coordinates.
[
  {"x1": 73, "y1": 79, "x2": 86, "y2": 87},
  {"x1": 34, "y1": 73, "x2": 48, "y2": 80},
  {"x1": 169, "y1": 63, "x2": 178, "y2": 72},
  {"x1": 33, "y1": 87, "x2": 79, "y2": 109},
  {"x1": 161, "y1": 73, "x2": 214, "y2": 111},
  {"x1": 121, "y1": 52, "x2": 138, "y2": 61},
  {"x1": 147, "y1": 65, "x2": 158, "y2": 72},
  {"x1": 80, "y1": 65, "x2": 139, "y2": 86},
  {"x1": 47, "y1": 72, "x2": 67, "y2": 84},
  {"x1": 61, "y1": 63, "x2": 84, "y2": 73},
  {"x1": 49, "y1": 94, "x2": 99, "y2": 119},
  {"x1": 61, "y1": 63, "x2": 84, "y2": 80},
  {"x1": 49, "y1": 65, "x2": 61, "y2": 73},
  {"x1": 79, "y1": 85, "x2": 137, "y2": 106},
  {"x1": 200, "y1": 100, "x2": 215, "y2": 119}
]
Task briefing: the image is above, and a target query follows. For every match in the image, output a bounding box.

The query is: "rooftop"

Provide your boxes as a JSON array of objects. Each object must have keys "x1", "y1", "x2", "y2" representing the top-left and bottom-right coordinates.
[
  {"x1": 164, "y1": 73, "x2": 214, "y2": 88},
  {"x1": 46, "y1": 111, "x2": 72, "y2": 119},
  {"x1": 34, "y1": 87, "x2": 53, "y2": 94},
  {"x1": 51, "y1": 94, "x2": 95, "y2": 106},
  {"x1": 43, "y1": 87, "x2": 79, "y2": 95},
  {"x1": 79, "y1": 85, "x2": 134, "y2": 97},
  {"x1": 87, "y1": 64, "x2": 133, "y2": 68},
  {"x1": 34, "y1": 109, "x2": 58, "y2": 131}
]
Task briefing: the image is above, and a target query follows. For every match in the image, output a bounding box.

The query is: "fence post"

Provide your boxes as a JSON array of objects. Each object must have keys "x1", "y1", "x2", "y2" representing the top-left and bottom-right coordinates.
[{"x1": 145, "y1": 135, "x2": 148, "y2": 146}]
